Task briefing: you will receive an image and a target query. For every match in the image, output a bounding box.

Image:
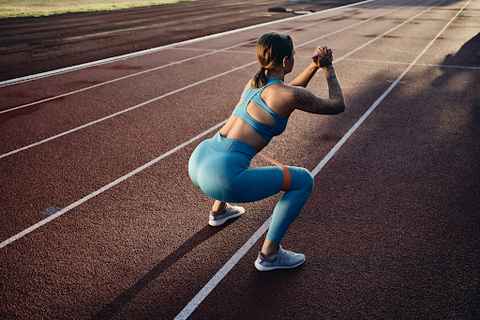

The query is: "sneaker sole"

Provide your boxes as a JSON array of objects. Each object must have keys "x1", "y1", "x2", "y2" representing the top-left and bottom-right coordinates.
[
  {"x1": 208, "y1": 212, "x2": 243, "y2": 227},
  {"x1": 254, "y1": 258, "x2": 305, "y2": 271}
]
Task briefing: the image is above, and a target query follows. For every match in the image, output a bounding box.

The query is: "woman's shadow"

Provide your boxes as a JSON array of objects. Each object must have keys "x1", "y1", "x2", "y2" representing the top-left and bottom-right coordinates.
[{"x1": 89, "y1": 220, "x2": 236, "y2": 320}]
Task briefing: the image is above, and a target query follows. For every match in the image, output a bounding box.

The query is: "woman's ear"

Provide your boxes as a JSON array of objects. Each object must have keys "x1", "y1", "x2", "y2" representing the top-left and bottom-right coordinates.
[{"x1": 283, "y1": 56, "x2": 294, "y2": 73}]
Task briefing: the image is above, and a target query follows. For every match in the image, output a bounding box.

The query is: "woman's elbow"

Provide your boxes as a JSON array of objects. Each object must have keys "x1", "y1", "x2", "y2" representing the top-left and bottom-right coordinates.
[
  {"x1": 338, "y1": 101, "x2": 346, "y2": 113},
  {"x1": 333, "y1": 100, "x2": 345, "y2": 114}
]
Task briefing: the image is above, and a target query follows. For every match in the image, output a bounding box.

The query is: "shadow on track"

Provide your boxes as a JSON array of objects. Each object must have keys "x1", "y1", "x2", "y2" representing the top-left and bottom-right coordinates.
[
  {"x1": 89, "y1": 221, "x2": 237, "y2": 320},
  {"x1": 433, "y1": 32, "x2": 480, "y2": 79}
]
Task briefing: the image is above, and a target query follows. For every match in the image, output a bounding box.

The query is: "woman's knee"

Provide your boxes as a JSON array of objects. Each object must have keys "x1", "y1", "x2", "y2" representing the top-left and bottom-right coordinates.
[{"x1": 288, "y1": 167, "x2": 314, "y2": 192}]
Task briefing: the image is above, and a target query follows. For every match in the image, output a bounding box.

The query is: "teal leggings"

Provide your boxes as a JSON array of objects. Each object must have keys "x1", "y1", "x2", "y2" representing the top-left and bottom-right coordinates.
[{"x1": 189, "y1": 132, "x2": 314, "y2": 242}]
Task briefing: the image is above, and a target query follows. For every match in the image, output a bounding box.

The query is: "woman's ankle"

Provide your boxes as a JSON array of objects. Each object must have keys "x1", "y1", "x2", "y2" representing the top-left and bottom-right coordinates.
[
  {"x1": 261, "y1": 239, "x2": 280, "y2": 259},
  {"x1": 211, "y1": 201, "x2": 226, "y2": 213}
]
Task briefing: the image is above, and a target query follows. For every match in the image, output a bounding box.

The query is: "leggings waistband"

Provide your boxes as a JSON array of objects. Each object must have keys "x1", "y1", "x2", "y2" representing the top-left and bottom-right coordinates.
[{"x1": 207, "y1": 132, "x2": 258, "y2": 158}]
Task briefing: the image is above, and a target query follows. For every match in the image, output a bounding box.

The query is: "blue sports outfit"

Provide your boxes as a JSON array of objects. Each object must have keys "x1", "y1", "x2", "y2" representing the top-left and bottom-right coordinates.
[{"x1": 189, "y1": 78, "x2": 314, "y2": 242}]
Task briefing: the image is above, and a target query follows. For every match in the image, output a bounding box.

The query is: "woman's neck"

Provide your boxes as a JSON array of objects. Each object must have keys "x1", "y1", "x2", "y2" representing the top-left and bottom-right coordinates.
[{"x1": 266, "y1": 69, "x2": 285, "y2": 82}]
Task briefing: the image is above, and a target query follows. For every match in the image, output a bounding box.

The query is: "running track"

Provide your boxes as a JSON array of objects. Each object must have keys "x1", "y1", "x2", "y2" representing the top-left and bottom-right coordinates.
[{"x1": 1, "y1": 0, "x2": 479, "y2": 318}]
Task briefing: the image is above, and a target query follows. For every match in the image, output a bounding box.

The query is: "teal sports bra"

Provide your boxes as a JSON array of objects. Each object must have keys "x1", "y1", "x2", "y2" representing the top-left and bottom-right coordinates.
[{"x1": 231, "y1": 78, "x2": 290, "y2": 141}]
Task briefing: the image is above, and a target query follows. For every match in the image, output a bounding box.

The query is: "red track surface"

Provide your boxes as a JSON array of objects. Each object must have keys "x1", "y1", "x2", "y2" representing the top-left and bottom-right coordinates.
[
  {"x1": 1, "y1": 0, "x2": 479, "y2": 319},
  {"x1": 0, "y1": 0, "x2": 358, "y2": 81}
]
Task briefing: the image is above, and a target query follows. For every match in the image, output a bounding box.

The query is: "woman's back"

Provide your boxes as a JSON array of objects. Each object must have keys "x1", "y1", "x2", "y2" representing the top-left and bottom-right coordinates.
[{"x1": 219, "y1": 78, "x2": 296, "y2": 151}]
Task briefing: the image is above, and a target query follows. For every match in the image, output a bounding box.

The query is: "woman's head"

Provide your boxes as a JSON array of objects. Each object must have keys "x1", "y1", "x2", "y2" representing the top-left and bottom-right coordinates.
[{"x1": 252, "y1": 32, "x2": 294, "y2": 88}]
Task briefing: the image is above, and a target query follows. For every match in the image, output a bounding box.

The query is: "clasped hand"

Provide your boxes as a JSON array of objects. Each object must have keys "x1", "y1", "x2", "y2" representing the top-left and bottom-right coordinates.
[{"x1": 311, "y1": 46, "x2": 333, "y2": 68}]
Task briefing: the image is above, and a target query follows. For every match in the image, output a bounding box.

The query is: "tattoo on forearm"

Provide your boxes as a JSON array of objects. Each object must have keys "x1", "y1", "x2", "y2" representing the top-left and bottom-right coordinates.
[
  {"x1": 325, "y1": 71, "x2": 344, "y2": 113},
  {"x1": 293, "y1": 78, "x2": 344, "y2": 114}
]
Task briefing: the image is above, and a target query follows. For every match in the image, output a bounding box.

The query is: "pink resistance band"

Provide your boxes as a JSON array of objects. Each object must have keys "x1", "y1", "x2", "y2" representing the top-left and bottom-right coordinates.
[{"x1": 257, "y1": 152, "x2": 291, "y2": 191}]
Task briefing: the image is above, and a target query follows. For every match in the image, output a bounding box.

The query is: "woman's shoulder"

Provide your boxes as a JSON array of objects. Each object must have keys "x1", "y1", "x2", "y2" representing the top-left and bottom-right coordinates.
[
  {"x1": 264, "y1": 82, "x2": 298, "y2": 99},
  {"x1": 261, "y1": 83, "x2": 299, "y2": 117}
]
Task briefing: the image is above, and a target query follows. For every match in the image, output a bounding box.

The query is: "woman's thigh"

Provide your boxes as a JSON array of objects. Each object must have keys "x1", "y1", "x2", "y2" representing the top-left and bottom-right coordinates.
[{"x1": 218, "y1": 165, "x2": 284, "y2": 203}]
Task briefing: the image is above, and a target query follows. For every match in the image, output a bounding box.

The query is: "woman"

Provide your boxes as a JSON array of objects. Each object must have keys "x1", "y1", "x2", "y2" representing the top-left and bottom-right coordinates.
[{"x1": 189, "y1": 32, "x2": 344, "y2": 271}]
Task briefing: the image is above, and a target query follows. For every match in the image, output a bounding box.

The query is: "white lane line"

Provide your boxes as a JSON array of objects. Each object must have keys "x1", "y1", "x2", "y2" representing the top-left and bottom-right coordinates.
[
  {"x1": 174, "y1": 216, "x2": 274, "y2": 318},
  {"x1": 343, "y1": 58, "x2": 480, "y2": 70},
  {"x1": 0, "y1": 0, "x2": 376, "y2": 88},
  {"x1": 0, "y1": 1, "x2": 414, "y2": 159},
  {"x1": 174, "y1": 0, "x2": 469, "y2": 318},
  {"x1": 0, "y1": 119, "x2": 227, "y2": 249}
]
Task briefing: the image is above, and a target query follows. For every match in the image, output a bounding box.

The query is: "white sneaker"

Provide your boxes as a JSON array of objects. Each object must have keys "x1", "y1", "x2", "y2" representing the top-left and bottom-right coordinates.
[
  {"x1": 209, "y1": 203, "x2": 245, "y2": 226},
  {"x1": 254, "y1": 245, "x2": 305, "y2": 271}
]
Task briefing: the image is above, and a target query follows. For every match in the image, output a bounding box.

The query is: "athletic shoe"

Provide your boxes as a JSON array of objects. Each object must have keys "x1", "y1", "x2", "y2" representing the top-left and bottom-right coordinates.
[
  {"x1": 254, "y1": 245, "x2": 305, "y2": 271},
  {"x1": 209, "y1": 203, "x2": 245, "y2": 226}
]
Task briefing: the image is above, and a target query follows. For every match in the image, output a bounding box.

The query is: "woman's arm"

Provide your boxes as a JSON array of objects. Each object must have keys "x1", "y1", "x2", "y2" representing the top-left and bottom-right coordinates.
[
  {"x1": 295, "y1": 65, "x2": 345, "y2": 114},
  {"x1": 290, "y1": 46, "x2": 345, "y2": 115},
  {"x1": 289, "y1": 62, "x2": 319, "y2": 87},
  {"x1": 288, "y1": 46, "x2": 332, "y2": 87}
]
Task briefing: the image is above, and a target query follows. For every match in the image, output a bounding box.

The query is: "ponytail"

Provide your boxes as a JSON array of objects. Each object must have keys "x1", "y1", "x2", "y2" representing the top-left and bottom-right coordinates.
[
  {"x1": 251, "y1": 32, "x2": 294, "y2": 89},
  {"x1": 251, "y1": 67, "x2": 268, "y2": 88}
]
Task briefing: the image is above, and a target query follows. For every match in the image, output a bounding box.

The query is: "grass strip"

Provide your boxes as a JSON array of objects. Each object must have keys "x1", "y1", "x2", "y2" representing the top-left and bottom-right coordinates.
[{"x1": 0, "y1": 0, "x2": 195, "y2": 18}]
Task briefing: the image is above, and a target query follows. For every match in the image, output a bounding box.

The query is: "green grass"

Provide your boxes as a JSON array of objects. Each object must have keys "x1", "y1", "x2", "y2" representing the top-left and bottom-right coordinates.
[{"x1": 0, "y1": 0, "x2": 195, "y2": 19}]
